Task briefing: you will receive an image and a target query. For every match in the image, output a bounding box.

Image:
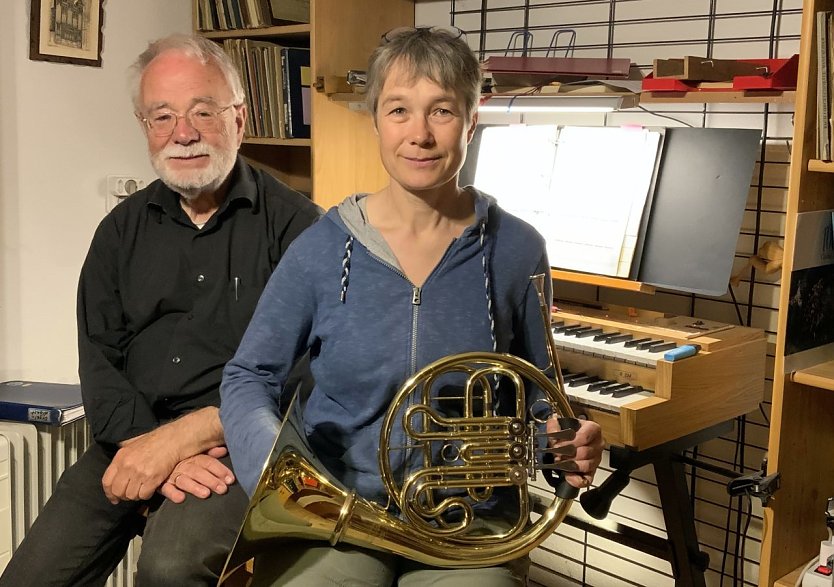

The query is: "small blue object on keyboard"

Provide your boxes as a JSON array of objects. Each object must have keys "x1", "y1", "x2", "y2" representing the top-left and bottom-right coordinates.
[{"x1": 664, "y1": 344, "x2": 701, "y2": 361}]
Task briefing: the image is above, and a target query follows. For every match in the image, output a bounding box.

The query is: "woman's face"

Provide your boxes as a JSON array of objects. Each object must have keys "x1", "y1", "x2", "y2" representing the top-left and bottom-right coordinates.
[{"x1": 374, "y1": 60, "x2": 478, "y2": 195}]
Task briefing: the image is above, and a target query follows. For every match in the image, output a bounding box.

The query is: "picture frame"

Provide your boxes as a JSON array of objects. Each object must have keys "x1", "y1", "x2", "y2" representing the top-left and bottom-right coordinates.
[{"x1": 29, "y1": 0, "x2": 104, "y2": 67}]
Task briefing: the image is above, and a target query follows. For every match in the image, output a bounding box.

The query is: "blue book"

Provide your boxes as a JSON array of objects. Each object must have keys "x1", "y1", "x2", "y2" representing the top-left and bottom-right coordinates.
[
  {"x1": 0, "y1": 381, "x2": 84, "y2": 425},
  {"x1": 281, "y1": 47, "x2": 311, "y2": 139}
]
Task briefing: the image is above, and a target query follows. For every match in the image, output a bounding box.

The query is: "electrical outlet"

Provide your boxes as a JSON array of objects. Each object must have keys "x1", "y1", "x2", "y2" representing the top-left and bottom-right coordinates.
[{"x1": 105, "y1": 175, "x2": 146, "y2": 212}]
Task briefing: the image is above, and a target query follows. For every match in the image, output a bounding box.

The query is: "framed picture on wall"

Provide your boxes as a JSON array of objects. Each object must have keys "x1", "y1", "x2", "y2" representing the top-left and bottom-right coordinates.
[{"x1": 29, "y1": 0, "x2": 104, "y2": 67}]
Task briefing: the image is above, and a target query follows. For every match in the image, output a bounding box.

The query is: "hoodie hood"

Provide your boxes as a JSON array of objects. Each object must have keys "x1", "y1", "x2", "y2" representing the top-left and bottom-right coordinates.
[
  {"x1": 331, "y1": 187, "x2": 499, "y2": 347},
  {"x1": 333, "y1": 188, "x2": 496, "y2": 265}
]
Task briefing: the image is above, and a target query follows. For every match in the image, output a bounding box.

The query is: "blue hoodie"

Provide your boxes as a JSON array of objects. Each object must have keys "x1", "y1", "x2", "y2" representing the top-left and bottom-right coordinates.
[{"x1": 220, "y1": 188, "x2": 553, "y2": 501}]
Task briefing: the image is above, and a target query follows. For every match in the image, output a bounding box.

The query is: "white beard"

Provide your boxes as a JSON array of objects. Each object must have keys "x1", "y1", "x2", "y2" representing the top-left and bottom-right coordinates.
[{"x1": 151, "y1": 142, "x2": 237, "y2": 200}]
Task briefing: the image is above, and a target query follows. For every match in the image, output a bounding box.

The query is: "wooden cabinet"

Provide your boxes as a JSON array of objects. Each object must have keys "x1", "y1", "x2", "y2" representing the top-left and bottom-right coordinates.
[
  {"x1": 760, "y1": 1, "x2": 834, "y2": 585},
  {"x1": 193, "y1": 0, "x2": 414, "y2": 209}
]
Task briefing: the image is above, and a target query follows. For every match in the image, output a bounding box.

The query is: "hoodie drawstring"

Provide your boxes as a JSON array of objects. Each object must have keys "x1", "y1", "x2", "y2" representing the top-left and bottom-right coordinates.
[
  {"x1": 479, "y1": 221, "x2": 497, "y2": 353},
  {"x1": 340, "y1": 235, "x2": 354, "y2": 303}
]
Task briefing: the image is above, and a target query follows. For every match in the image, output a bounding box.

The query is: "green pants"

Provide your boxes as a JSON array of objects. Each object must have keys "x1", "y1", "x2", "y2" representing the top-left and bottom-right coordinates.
[{"x1": 252, "y1": 543, "x2": 529, "y2": 587}]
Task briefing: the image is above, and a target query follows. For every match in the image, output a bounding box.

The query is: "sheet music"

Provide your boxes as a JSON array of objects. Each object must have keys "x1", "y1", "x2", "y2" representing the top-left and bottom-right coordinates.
[{"x1": 473, "y1": 125, "x2": 662, "y2": 277}]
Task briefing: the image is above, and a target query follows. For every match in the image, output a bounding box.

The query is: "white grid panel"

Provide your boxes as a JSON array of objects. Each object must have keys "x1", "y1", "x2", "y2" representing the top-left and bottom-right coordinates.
[{"x1": 416, "y1": 1, "x2": 799, "y2": 585}]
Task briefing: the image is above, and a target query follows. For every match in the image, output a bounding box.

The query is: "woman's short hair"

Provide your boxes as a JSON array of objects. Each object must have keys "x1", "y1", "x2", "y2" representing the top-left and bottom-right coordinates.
[
  {"x1": 365, "y1": 27, "x2": 482, "y2": 122},
  {"x1": 129, "y1": 34, "x2": 245, "y2": 110}
]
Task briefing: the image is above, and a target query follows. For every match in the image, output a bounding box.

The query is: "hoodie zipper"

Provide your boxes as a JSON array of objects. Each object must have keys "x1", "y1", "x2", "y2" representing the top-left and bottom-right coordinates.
[
  {"x1": 363, "y1": 240, "x2": 459, "y2": 375},
  {"x1": 410, "y1": 286, "x2": 421, "y2": 373}
]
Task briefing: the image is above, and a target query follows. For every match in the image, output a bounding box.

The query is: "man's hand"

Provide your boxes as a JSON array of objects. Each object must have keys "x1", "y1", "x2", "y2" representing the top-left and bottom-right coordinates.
[
  {"x1": 101, "y1": 407, "x2": 226, "y2": 504},
  {"x1": 102, "y1": 429, "x2": 180, "y2": 504},
  {"x1": 547, "y1": 418, "x2": 604, "y2": 489},
  {"x1": 159, "y1": 446, "x2": 236, "y2": 504}
]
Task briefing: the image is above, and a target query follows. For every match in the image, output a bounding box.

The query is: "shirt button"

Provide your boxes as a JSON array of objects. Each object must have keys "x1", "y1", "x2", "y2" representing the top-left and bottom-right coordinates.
[
  {"x1": 187, "y1": 313, "x2": 194, "y2": 320},
  {"x1": 172, "y1": 356, "x2": 181, "y2": 364},
  {"x1": 197, "y1": 274, "x2": 205, "y2": 283}
]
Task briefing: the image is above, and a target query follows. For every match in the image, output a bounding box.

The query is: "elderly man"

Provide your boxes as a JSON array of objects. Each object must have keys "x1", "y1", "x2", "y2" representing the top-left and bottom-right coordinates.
[{"x1": 0, "y1": 34, "x2": 320, "y2": 586}]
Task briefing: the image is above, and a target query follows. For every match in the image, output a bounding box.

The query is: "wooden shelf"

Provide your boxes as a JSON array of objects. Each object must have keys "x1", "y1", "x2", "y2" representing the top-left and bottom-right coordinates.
[
  {"x1": 640, "y1": 90, "x2": 795, "y2": 104},
  {"x1": 243, "y1": 137, "x2": 311, "y2": 147},
  {"x1": 550, "y1": 269, "x2": 656, "y2": 293},
  {"x1": 775, "y1": 563, "x2": 808, "y2": 586},
  {"x1": 808, "y1": 159, "x2": 834, "y2": 173},
  {"x1": 791, "y1": 359, "x2": 834, "y2": 391},
  {"x1": 199, "y1": 24, "x2": 311, "y2": 40}
]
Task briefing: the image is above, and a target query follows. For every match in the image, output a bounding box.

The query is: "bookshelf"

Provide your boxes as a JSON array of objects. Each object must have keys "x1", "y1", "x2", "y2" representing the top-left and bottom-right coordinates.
[
  {"x1": 758, "y1": 0, "x2": 834, "y2": 585},
  {"x1": 192, "y1": 0, "x2": 414, "y2": 208}
]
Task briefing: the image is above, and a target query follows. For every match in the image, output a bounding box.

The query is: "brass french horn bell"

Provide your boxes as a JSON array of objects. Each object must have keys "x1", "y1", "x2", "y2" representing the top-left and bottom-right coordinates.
[{"x1": 218, "y1": 273, "x2": 579, "y2": 585}]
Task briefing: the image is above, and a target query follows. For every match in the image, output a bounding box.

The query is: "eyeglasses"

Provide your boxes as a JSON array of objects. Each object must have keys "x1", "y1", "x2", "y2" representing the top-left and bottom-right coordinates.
[
  {"x1": 138, "y1": 104, "x2": 237, "y2": 138},
  {"x1": 381, "y1": 25, "x2": 466, "y2": 44}
]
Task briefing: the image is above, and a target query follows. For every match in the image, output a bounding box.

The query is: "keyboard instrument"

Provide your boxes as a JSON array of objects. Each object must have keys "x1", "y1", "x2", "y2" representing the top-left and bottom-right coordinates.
[{"x1": 551, "y1": 303, "x2": 766, "y2": 450}]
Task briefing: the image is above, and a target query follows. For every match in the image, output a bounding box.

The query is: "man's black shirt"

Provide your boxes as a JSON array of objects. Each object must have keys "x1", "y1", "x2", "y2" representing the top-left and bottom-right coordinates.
[{"x1": 77, "y1": 157, "x2": 321, "y2": 445}]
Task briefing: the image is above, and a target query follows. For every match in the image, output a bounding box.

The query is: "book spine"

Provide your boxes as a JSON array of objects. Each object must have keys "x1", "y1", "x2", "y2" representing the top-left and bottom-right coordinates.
[
  {"x1": 0, "y1": 403, "x2": 61, "y2": 425},
  {"x1": 282, "y1": 49, "x2": 291, "y2": 138},
  {"x1": 818, "y1": 11, "x2": 831, "y2": 160}
]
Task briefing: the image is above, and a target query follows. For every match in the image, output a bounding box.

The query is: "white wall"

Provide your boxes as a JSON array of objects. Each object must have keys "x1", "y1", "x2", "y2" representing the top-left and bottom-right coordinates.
[{"x1": 0, "y1": 1, "x2": 192, "y2": 383}]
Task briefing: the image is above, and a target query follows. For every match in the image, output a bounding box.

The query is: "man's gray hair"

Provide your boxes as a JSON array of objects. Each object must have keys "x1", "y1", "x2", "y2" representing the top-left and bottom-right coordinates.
[
  {"x1": 129, "y1": 34, "x2": 245, "y2": 111},
  {"x1": 365, "y1": 27, "x2": 482, "y2": 122}
]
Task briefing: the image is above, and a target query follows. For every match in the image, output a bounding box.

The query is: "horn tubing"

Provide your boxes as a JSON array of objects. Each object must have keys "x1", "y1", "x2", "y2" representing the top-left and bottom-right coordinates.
[{"x1": 218, "y1": 275, "x2": 575, "y2": 584}]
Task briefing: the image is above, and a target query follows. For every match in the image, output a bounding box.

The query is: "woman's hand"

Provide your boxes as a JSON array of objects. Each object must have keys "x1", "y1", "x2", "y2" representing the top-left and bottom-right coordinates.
[{"x1": 546, "y1": 418, "x2": 604, "y2": 489}]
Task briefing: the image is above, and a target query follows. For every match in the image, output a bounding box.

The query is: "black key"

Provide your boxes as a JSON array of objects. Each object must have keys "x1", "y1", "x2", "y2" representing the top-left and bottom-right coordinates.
[
  {"x1": 552, "y1": 321, "x2": 565, "y2": 328},
  {"x1": 648, "y1": 342, "x2": 678, "y2": 353},
  {"x1": 587, "y1": 380, "x2": 615, "y2": 391},
  {"x1": 568, "y1": 375, "x2": 600, "y2": 387},
  {"x1": 612, "y1": 386, "x2": 645, "y2": 399},
  {"x1": 564, "y1": 325, "x2": 593, "y2": 336},
  {"x1": 636, "y1": 339, "x2": 665, "y2": 351},
  {"x1": 553, "y1": 323, "x2": 575, "y2": 334},
  {"x1": 605, "y1": 333, "x2": 633, "y2": 345},
  {"x1": 593, "y1": 331, "x2": 621, "y2": 342},
  {"x1": 599, "y1": 383, "x2": 630, "y2": 395},
  {"x1": 624, "y1": 337, "x2": 652, "y2": 348},
  {"x1": 562, "y1": 372, "x2": 587, "y2": 383},
  {"x1": 576, "y1": 328, "x2": 604, "y2": 339}
]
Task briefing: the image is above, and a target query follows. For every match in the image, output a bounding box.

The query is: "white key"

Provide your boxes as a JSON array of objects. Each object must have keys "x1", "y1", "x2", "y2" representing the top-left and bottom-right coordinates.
[
  {"x1": 551, "y1": 326, "x2": 677, "y2": 368},
  {"x1": 560, "y1": 371, "x2": 654, "y2": 413}
]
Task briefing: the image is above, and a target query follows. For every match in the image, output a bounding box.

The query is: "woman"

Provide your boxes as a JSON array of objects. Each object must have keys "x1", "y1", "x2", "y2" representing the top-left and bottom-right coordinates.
[{"x1": 220, "y1": 26, "x2": 603, "y2": 586}]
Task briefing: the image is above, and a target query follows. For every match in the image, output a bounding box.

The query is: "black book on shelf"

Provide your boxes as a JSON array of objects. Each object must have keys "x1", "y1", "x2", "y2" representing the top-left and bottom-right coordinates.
[
  {"x1": 0, "y1": 381, "x2": 85, "y2": 426},
  {"x1": 281, "y1": 47, "x2": 311, "y2": 139}
]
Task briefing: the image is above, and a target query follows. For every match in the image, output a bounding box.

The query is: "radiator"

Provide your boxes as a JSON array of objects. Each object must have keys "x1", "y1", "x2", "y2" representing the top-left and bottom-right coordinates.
[{"x1": 0, "y1": 418, "x2": 139, "y2": 586}]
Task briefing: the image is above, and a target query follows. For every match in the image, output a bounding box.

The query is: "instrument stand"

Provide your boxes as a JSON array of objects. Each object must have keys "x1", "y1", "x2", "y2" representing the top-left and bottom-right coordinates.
[{"x1": 560, "y1": 420, "x2": 734, "y2": 587}]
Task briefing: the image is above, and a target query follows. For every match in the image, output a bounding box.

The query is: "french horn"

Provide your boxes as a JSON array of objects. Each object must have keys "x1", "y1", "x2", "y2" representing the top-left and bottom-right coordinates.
[{"x1": 218, "y1": 273, "x2": 579, "y2": 584}]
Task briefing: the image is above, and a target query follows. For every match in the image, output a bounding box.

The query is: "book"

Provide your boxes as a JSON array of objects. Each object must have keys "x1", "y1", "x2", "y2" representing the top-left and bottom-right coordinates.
[
  {"x1": 269, "y1": 0, "x2": 310, "y2": 24},
  {"x1": 281, "y1": 47, "x2": 311, "y2": 139},
  {"x1": 0, "y1": 381, "x2": 84, "y2": 425},
  {"x1": 784, "y1": 209, "x2": 834, "y2": 372},
  {"x1": 817, "y1": 11, "x2": 831, "y2": 160}
]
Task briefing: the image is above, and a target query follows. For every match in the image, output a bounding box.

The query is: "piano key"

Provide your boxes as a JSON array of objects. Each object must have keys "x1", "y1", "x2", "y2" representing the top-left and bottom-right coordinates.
[
  {"x1": 598, "y1": 383, "x2": 631, "y2": 395},
  {"x1": 648, "y1": 342, "x2": 678, "y2": 353},
  {"x1": 551, "y1": 326, "x2": 675, "y2": 367},
  {"x1": 612, "y1": 386, "x2": 646, "y2": 399},
  {"x1": 635, "y1": 339, "x2": 666, "y2": 351},
  {"x1": 564, "y1": 325, "x2": 594, "y2": 336},
  {"x1": 563, "y1": 378, "x2": 654, "y2": 412},
  {"x1": 587, "y1": 379, "x2": 616, "y2": 391},
  {"x1": 624, "y1": 337, "x2": 652, "y2": 348},
  {"x1": 567, "y1": 375, "x2": 600, "y2": 387},
  {"x1": 575, "y1": 328, "x2": 605, "y2": 339},
  {"x1": 593, "y1": 331, "x2": 622, "y2": 342}
]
